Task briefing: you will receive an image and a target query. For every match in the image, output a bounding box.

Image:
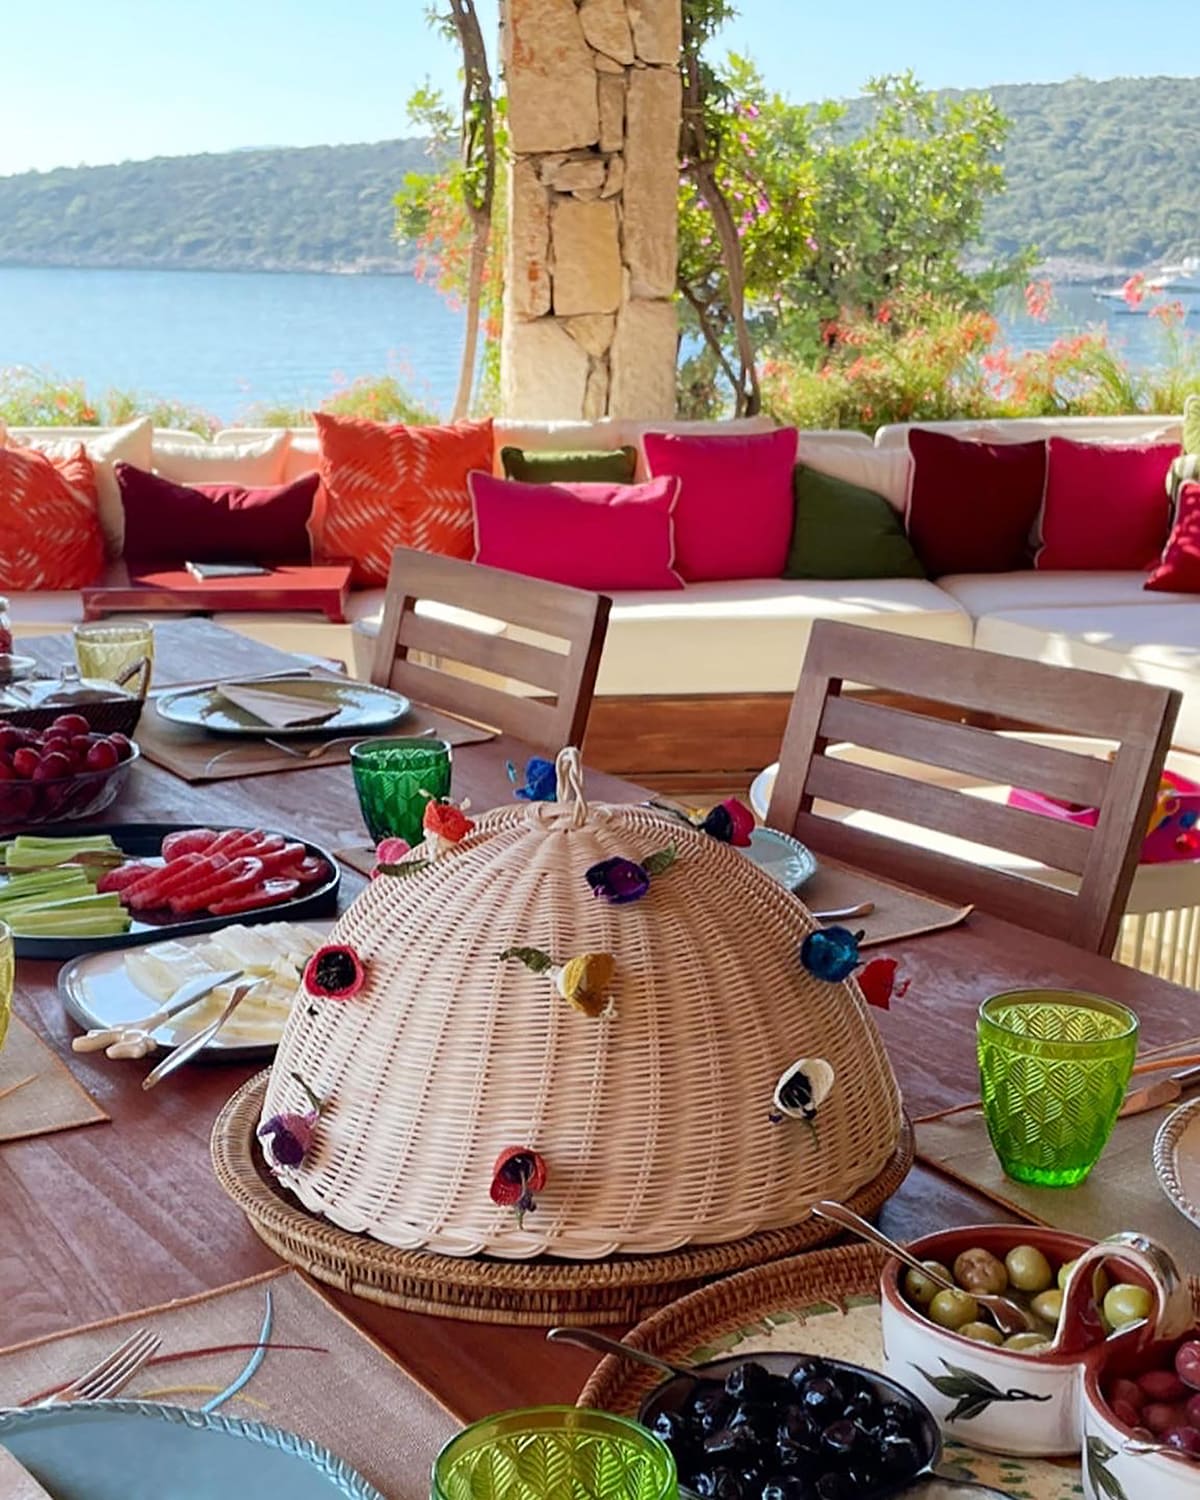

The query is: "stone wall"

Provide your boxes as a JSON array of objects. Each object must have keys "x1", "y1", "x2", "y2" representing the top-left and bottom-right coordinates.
[{"x1": 500, "y1": 0, "x2": 681, "y2": 420}]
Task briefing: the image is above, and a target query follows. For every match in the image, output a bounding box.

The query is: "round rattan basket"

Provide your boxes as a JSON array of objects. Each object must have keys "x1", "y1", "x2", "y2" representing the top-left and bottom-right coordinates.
[
  {"x1": 224, "y1": 747, "x2": 907, "y2": 1306},
  {"x1": 211, "y1": 1077, "x2": 912, "y2": 1324}
]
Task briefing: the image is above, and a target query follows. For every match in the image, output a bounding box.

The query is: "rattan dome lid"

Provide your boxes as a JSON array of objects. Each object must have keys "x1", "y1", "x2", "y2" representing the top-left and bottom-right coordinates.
[{"x1": 261, "y1": 750, "x2": 903, "y2": 1259}]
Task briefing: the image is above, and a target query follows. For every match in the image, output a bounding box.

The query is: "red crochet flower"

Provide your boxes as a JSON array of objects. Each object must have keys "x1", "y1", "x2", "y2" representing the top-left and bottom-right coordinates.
[
  {"x1": 423, "y1": 799, "x2": 476, "y2": 845},
  {"x1": 303, "y1": 944, "x2": 366, "y2": 1000},
  {"x1": 489, "y1": 1147, "x2": 547, "y2": 1227}
]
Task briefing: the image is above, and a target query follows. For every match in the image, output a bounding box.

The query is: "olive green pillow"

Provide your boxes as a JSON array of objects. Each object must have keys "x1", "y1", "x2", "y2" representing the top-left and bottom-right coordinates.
[
  {"x1": 785, "y1": 464, "x2": 927, "y2": 580},
  {"x1": 1184, "y1": 393, "x2": 1200, "y2": 454},
  {"x1": 500, "y1": 446, "x2": 638, "y2": 484}
]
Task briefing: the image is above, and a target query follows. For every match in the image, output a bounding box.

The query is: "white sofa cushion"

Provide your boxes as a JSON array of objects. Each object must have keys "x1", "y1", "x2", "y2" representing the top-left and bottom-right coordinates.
[
  {"x1": 352, "y1": 577, "x2": 972, "y2": 696},
  {"x1": 974, "y1": 603, "x2": 1200, "y2": 751},
  {"x1": 876, "y1": 416, "x2": 1183, "y2": 448},
  {"x1": 6, "y1": 418, "x2": 155, "y2": 558},
  {"x1": 795, "y1": 437, "x2": 912, "y2": 512},
  {"x1": 152, "y1": 431, "x2": 291, "y2": 486},
  {"x1": 939, "y1": 570, "x2": 1197, "y2": 620}
]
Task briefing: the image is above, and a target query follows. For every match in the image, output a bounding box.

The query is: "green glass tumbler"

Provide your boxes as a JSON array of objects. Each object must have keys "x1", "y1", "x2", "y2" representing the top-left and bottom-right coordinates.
[
  {"x1": 350, "y1": 737, "x2": 452, "y2": 847},
  {"x1": 432, "y1": 1407, "x2": 677, "y2": 1500},
  {"x1": 978, "y1": 988, "x2": 1139, "y2": 1187}
]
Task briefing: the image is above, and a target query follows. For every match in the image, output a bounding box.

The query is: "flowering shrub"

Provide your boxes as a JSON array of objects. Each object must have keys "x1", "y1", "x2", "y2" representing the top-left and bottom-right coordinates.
[
  {"x1": 762, "y1": 287, "x2": 1200, "y2": 433},
  {"x1": 0, "y1": 366, "x2": 218, "y2": 436}
]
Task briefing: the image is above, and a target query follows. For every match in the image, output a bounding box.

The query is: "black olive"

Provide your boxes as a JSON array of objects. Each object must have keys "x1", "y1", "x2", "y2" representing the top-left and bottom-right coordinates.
[
  {"x1": 713, "y1": 1470, "x2": 745, "y2": 1500},
  {"x1": 652, "y1": 1410, "x2": 687, "y2": 1444},
  {"x1": 704, "y1": 1427, "x2": 759, "y2": 1458},
  {"x1": 847, "y1": 1462, "x2": 883, "y2": 1494},
  {"x1": 799, "y1": 1378, "x2": 841, "y2": 1421},
  {"x1": 779, "y1": 1405, "x2": 816, "y2": 1441},
  {"x1": 692, "y1": 1387, "x2": 733, "y2": 1434},
  {"x1": 726, "y1": 1362, "x2": 773, "y2": 1402},
  {"x1": 692, "y1": 1473, "x2": 719, "y2": 1497},
  {"x1": 879, "y1": 1433, "x2": 923, "y2": 1476},
  {"x1": 815, "y1": 1476, "x2": 852, "y2": 1500},
  {"x1": 729, "y1": 1403, "x2": 776, "y2": 1440},
  {"x1": 788, "y1": 1358, "x2": 831, "y2": 1390},
  {"x1": 762, "y1": 1477, "x2": 812, "y2": 1500},
  {"x1": 840, "y1": 1390, "x2": 879, "y2": 1425},
  {"x1": 878, "y1": 1400, "x2": 916, "y2": 1434},
  {"x1": 820, "y1": 1419, "x2": 861, "y2": 1458}
]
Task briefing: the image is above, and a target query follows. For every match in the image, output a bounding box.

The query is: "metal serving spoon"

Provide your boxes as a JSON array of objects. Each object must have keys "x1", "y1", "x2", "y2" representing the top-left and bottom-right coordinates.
[
  {"x1": 812, "y1": 1201, "x2": 1035, "y2": 1336},
  {"x1": 545, "y1": 1328, "x2": 698, "y2": 1382}
]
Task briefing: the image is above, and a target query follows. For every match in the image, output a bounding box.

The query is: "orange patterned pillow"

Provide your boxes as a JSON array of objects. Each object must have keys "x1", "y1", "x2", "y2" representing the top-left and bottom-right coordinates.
[
  {"x1": 0, "y1": 445, "x2": 105, "y2": 590},
  {"x1": 312, "y1": 413, "x2": 494, "y2": 585}
]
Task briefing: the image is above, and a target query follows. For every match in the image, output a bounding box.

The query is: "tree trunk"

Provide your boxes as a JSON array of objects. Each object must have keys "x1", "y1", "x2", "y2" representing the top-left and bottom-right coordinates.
[
  {"x1": 454, "y1": 224, "x2": 490, "y2": 420},
  {"x1": 448, "y1": 0, "x2": 496, "y2": 421}
]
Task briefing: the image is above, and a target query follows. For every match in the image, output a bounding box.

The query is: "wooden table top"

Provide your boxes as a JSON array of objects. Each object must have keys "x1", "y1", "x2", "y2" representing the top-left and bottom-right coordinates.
[{"x1": 4, "y1": 622, "x2": 1199, "y2": 1427}]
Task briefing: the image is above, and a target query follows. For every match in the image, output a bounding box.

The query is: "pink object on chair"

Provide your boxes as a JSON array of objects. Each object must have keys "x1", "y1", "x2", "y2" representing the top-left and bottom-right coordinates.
[{"x1": 1009, "y1": 770, "x2": 1200, "y2": 863}]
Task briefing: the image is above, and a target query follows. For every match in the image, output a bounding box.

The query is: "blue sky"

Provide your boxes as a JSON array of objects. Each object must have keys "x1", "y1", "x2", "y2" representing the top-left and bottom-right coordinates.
[{"x1": 0, "y1": 0, "x2": 1190, "y2": 176}]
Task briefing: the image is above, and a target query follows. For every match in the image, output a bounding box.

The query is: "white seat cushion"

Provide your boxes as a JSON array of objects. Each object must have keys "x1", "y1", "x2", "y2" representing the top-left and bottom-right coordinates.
[
  {"x1": 352, "y1": 577, "x2": 971, "y2": 696},
  {"x1": 939, "y1": 570, "x2": 1196, "y2": 620},
  {"x1": 974, "y1": 603, "x2": 1200, "y2": 751},
  {"x1": 875, "y1": 416, "x2": 1184, "y2": 448},
  {"x1": 152, "y1": 432, "x2": 291, "y2": 486}
]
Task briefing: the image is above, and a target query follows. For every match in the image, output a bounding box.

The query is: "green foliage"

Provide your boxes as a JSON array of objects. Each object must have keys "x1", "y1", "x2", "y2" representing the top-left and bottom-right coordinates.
[
  {"x1": 315, "y1": 374, "x2": 434, "y2": 425},
  {"x1": 677, "y1": 65, "x2": 1026, "y2": 415},
  {"x1": 0, "y1": 366, "x2": 218, "y2": 435},
  {"x1": 0, "y1": 140, "x2": 440, "y2": 273}
]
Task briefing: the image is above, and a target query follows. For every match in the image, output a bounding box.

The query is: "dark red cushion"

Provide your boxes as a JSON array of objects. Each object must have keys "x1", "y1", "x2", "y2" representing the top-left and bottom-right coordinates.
[
  {"x1": 1146, "y1": 481, "x2": 1200, "y2": 592},
  {"x1": 116, "y1": 463, "x2": 318, "y2": 566},
  {"x1": 906, "y1": 430, "x2": 1047, "y2": 577}
]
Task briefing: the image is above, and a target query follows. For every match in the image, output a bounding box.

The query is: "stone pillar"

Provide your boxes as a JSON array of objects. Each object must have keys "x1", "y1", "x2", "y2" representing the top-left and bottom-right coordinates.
[{"x1": 500, "y1": 0, "x2": 681, "y2": 421}]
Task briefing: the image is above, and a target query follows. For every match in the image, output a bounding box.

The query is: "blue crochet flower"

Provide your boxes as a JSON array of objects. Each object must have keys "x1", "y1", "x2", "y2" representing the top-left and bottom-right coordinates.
[
  {"x1": 507, "y1": 757, "x2": 557, "y2": 802},
  {"x1": 800, "y1": 926, "x2": 864, "y2": 983}
]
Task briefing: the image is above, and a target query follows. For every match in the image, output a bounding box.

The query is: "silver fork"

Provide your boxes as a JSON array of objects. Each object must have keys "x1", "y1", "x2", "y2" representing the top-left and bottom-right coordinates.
[
  {"x1": 263, "y1": 727, "x2": 436, "y2": 760},
  {"x1": 39, "y1": 1327, "x2": 162, "y2": 1406}
]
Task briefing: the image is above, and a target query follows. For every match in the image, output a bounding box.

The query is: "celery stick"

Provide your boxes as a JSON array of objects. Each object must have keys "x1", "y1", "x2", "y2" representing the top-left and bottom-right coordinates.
[
  {"x1": 0, "y1": 871, "x2": 91, "y2": 905},
  {"x1": 10, "y1": 834, "x2": 119, "y2": 851},
  {"x1": 7, "y1": 912, "x2": 131, "y2": 936}
]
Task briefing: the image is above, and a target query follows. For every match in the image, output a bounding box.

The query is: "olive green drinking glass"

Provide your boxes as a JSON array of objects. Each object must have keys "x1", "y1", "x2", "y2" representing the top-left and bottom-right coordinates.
[
  {"x1": 73, "y1": 619, "x2": 154, "y2": 691},
  {"x1": 350, "y1": 737, "x2": 452, "y2": 847},
  {"x1": 431, "y1": 1407, "x2": 677, "y2": 1500},
  {"x1": 978, "y1": 989, "x2": 1139, "y2": 1187}
]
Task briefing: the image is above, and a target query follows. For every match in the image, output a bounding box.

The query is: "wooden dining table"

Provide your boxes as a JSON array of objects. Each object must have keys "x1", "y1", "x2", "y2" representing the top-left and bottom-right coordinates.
[{"x1": 3, "y1": 622, "x2": 1199, "y2": 1431}]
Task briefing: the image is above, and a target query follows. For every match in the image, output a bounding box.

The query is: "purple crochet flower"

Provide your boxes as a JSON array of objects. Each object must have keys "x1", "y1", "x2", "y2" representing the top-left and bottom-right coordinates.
[
  {"x1": 258, "y1": 1110, "x2": 318, "y2": 1167},
  {"x1": 585, "y1": 856, "x2": 652, "y2": 905}
]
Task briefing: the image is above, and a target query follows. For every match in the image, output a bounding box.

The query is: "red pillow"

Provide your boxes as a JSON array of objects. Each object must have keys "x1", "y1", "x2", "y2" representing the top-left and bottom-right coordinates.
[
  {"x1": 906, "y1": 430, "x2": 1046, "y2": 576},
  {"x1": 1035, "y1": 437, "x2": 1178, "y2": 570},
  {"x1": 116, "y1": 464, "x2": 318, "y2": 566},
  {"x1": 1146, "y1": 481, "x2": 1200, "y2": 592},
  {"x1": 642, "y1": 428, "x2": 797, "y2": 581},
  {"x1": 0, "y1": 445, "x2": 105, "y2": 589},
  {"x1": 469, "y1": 472, "x2": 683, "y2": 590}
]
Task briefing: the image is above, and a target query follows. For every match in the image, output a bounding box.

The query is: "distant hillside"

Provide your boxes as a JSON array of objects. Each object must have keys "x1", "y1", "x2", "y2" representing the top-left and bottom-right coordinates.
[
  {"x1": 0, "y1": 139, "x2": 437, "y2": 274},
  {"x1": 0, "y1": 74, "x2": 1196, "y2": 275}
]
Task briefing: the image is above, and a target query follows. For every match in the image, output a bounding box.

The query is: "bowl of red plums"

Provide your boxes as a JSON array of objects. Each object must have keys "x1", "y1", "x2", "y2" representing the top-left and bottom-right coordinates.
[
  {"x1": 0, "y1": 715, "x2": 140, "y2": 831},
  {"x1": 1081, "y1": 1331, "x2": 1200, "y2": 1498},
  {"x1": 638, "y1": 1352, "x2": 1015, "y2": 1498},
  {"x1": 880, "y1": 1225, "x2": 1195, "y2": 1462}
]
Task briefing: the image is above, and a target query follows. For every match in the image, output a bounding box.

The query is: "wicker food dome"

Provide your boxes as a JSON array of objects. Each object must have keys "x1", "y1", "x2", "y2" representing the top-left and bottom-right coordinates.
[{"x1": 259, "y1": 750, "x2": 903, "y2": 1260}]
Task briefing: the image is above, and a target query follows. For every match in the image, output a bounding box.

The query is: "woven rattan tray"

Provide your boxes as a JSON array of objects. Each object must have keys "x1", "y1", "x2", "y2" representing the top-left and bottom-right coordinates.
[{"x1": 211, "y1": 1073, "x2": 913, "y2": 1326}]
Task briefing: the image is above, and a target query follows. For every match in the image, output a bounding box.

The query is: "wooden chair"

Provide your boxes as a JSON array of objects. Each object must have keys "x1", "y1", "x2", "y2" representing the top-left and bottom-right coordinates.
[
  {"x1": 369, "y1": 548, "x2": 611, "y2": 755},
  {"x1": 766, "y1": 621, "x2": 1181, "y2": 954}
]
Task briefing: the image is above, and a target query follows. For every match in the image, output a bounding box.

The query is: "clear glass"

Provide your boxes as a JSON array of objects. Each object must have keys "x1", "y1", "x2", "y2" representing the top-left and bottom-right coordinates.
[
  {"x1": 0, "y1": 920, "x2": 12, "y2": 1054},
  {"x1": 351, "y1": 737, "x2": 452, "y2": 846},
  {"x1": 978, "y1": 988, "x2": 1138, "y2": 1187},
  {"x1": 73, "y1": 619, "x2": 154, "y2": 692},
  {"x1": 432, "y1": 1407, "x2": 677, "y2": 1500}
]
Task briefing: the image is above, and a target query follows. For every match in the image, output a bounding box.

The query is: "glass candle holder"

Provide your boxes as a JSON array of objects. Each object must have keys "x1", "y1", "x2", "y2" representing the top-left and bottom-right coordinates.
[
  {"x1": 431, "y1": 1407, "x2": 677, "y2": 1500},
  {"x1": 73, "y1": 619, "x2": 154, "y2": 692},
  {"x1": 351, "y1": 737, "x2": 452, "y2": 847},
  {"x1": 978, "y1": 988, "x2": 1139, "y2": 1187},
  {"x1": 0, "y1": 920, "x2": 11, "y2": 1054}
]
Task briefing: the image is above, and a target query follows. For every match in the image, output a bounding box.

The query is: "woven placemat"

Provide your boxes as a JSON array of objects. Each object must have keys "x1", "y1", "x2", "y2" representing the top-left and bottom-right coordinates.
[
  {"x1": 0, "y1": 1017, "x2": 108, "y2": 1142},
  {"x1": 577, "y1": 1242, "x2": 1082, "y2": 1500},
  {"x1": 915, "y1": 1100, "x2": 1200, "y2": 1268},
  {"x1": 135, "y1": 701, "x2": 495, "y2": 783},
  {"x1": 803, "y1": 859, "x2": 973, "y2": 948},
  {"x1": 0, "y1": 1267, "x2": 458, "y2": 1495},
  {"x1": 212, "y1": 1071, "x2": 914, "y2": 1326}
]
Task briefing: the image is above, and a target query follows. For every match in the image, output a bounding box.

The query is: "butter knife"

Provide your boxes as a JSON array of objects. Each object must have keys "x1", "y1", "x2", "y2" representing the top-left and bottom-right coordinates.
[
  {"x1": 1119, "y1": 1063, "x2": 1200, "y2": 1118},
  {"x1": 141, "y1": 981, "x2": 256, "y2": 1090}
]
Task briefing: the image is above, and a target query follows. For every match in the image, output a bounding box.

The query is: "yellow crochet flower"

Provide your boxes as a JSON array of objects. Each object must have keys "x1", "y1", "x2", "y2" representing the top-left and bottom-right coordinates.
[{"x1": 555, "y1": 953, "x2": 616, "y2": 1017}]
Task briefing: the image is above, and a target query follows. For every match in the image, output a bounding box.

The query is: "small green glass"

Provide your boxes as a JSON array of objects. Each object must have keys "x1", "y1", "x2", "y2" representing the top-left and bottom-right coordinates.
[
  {"x1": 432, "y1": 1407, "x2": 677, "y2": 1500},
  {"x1": 978, "y1": 988, "x2": 1139, "y2": 1187},
  {"x1": 350, "y1": 737, "x2": 452, "y2": 847}
]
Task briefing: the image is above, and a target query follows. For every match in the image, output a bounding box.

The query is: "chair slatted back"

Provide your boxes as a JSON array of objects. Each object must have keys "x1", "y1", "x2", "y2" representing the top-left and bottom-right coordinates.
[{"x1": 767, "y1": 621, "x2": 1180, "y2": 953}]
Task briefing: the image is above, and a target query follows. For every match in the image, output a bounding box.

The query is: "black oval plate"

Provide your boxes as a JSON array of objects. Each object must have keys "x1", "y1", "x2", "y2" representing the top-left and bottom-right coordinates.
[{"x1": 4, "y1": 822, "x2": 341, "y2": 960}]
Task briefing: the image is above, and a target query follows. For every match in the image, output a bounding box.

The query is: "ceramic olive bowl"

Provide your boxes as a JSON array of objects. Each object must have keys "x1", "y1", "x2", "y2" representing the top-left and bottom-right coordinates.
[
  {"x1": 880, "y1": 1226, "x2": 1193, "y2": 1459},
  {"x1": 1080, "y1": 1333, "x2": 1200, "y2": 1500},
  {"x1": 637, "y1": 1352, "x2": 1014, "y2": 1498}
]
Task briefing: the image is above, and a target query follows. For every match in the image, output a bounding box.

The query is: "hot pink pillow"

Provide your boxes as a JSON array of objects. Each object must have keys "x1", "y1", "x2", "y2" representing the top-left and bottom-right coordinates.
[
  {"x1": 642, "y1": 428, "x2": 797, "y2": 581},
  {"x1": 1146, "y1": 481, "x2": 1200, "y2": 593},
  {"x1": 1035, "y1": 437, "x2": 1179, "y2": 570},
  {"x1": 468, "y1": 472, "x2": 683, "y2": 591}
]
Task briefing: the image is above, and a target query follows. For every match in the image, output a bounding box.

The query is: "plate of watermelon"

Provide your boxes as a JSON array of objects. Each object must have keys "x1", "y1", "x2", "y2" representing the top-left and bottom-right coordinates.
[{"x1": 3, "y1": 822, "x2": 340, "y2": 959}]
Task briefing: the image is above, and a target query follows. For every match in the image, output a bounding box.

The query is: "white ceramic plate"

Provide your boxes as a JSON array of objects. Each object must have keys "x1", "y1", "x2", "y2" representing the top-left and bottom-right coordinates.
[
  {"x1": 1153, "y1": 1094, "x2": 1200, "y2": 1230},
  {"x1": 742, "y1": 825, "x2": 818, "y2": 890},
  {"x1": 155, "y1": 678, "x2": 411, "y2": 737},
  {"x1": 57, "y1": 917, "x2": 334, "y2": 1061}
]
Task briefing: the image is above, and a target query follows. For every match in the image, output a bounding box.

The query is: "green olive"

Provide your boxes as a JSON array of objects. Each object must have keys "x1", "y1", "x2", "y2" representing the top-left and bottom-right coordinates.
[
  {"x1": 928, "y1": 1288, "x2": 980, "y2": 1330},
  {"x1": 959, "y1": 1320, "x2": 1004, "y2": 1346},
  {"x1": 1103, "y1": 1283, "x2": 1153, "y2": 1330},
  {"x1": 1003, "y1": 1332, "x2": 1050, "y2": 1353},
  {"x1": 904, "y1": 1260, "x2": 951, "y2": 1308},
  {"x1": 953, "y1": 1248, "x2": 1009, "y2": 1295},
  {"x1": 1005, "y1": 1244, "x2": 1053, "y2": 1293},
  {"x1": 1057, "y1": 1258, "x2": 1109, "y2": 1298},
  {"x1": 1030, "y1": 1289, "x2": 1063, "y2": 1325}
]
